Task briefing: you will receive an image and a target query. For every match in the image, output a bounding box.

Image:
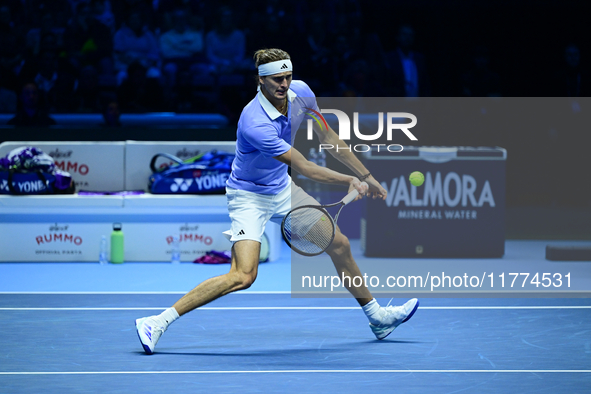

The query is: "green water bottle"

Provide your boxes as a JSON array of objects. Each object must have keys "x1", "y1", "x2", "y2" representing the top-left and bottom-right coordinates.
[{"x1": 110, "y1": 223, "x2": 124, "y2": 264}]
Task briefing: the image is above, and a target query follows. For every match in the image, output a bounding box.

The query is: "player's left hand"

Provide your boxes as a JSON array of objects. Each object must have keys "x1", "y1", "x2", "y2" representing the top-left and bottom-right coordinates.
[{"x1": 347, "y1": 179, "x2": 369, "y2": 202}]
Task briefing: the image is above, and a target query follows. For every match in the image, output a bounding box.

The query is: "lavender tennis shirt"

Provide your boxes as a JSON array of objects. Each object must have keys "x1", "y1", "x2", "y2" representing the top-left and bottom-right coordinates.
[{"x1": 226, "y1": 80, "x2": 320, "y2": 194}]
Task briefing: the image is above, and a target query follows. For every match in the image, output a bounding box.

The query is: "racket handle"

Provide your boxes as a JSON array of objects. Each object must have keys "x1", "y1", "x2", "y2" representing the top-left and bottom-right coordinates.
[
  {"x1": 341, "y1": 182, "x2": 368, "y2": 205},
  {"x1": 341, "y1": 189, "x2": 359, "y2": 206}
]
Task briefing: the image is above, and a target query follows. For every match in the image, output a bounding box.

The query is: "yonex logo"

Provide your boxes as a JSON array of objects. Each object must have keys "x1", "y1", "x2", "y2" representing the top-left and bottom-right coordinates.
[
  {"x1": 0, "y1": 179, "x2": 47, "y2": 193},
  {"x1": 171, "y1": 178, "x2": 193, "y2": 192},
  {"x1": 238, "y1": 229, "x2": 245, "y2": 236},
  {"x1": 280, "y1": 63, "x2": 288, "y2": 69}
]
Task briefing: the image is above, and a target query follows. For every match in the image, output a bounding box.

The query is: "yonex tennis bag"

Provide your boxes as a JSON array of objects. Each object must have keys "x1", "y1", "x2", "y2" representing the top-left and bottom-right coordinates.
[
  {"x1": 0, "y1": 146, "x2": 75, "y2": 195},
  {"x1": 148, "y1": 151, "x2": 234, "y2": 194}
]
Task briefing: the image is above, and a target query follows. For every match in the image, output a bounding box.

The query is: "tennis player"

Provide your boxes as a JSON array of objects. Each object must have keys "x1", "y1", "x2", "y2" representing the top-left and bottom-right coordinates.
[{"x1": 136, "y1": 48, "x2": 419, "y2": 354}]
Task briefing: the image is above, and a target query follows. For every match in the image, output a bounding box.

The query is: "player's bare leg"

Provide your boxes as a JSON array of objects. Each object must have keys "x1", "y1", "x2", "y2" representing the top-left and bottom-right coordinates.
[
  {"x1": 136, "y1": 240, "x2": 260, "y2": 353},
  {"x1": 173, "y1": 240, "x2": 261, "y2": 315},
  {"x1": 325, "y1": 229, "x2": 373, "y2": 305},
  {"x1": 326, "y1": 227, "x2": 419, "y2": 340}
]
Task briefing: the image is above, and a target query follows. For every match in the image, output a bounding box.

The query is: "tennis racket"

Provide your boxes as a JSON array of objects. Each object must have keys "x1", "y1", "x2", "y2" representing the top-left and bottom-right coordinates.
[{"x1": 281, "y1": 184, "x2": 366, "y2": 256}]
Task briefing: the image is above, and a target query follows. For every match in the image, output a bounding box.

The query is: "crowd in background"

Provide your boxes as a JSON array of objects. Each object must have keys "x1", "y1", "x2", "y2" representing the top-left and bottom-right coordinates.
[
  {"x1": 0, "y1": 0, "x2": 588, "y2": 208},
  {"x1": 0, "y1": 0, "x2": 587, "y2": 125}
]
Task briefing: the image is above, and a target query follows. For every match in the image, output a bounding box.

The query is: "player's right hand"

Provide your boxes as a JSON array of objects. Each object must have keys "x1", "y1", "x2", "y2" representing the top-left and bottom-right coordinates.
[{"x1": 365, "y1": 175, "x2": 388, "y2": 201}]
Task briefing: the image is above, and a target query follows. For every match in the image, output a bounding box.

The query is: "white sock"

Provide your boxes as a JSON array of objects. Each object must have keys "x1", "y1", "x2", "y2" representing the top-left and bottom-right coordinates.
[
  {"x1": 361, "y1": 299, "x2": 382, "y2": 325},
  {"x1": 156, "y1": 307, "x2": 179, "y2": 329}
]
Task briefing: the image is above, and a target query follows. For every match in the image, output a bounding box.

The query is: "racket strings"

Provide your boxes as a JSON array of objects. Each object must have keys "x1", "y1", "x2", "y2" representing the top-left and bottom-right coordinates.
[{"x1": 284, "y1": 207, "x2": 335, "y2": 254}]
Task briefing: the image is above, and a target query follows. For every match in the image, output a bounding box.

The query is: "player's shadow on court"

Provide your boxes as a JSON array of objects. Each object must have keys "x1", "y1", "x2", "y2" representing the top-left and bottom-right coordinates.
[
  {"x1": 135, "y1": 340, "x2": 425, "y2": 357},
  {"x1": 367, "y1": 339, "x2": 422, "y2": 344}
]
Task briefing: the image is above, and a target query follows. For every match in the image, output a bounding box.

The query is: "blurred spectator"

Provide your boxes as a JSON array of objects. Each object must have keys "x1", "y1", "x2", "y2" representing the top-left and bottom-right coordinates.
[
  {"x1": 160, "y1": 9, "x2": 204, "y2": 60},
  {"x1": 63, "y1": 2, "x2": 113, "y2": 68},
  {"x1": 19, "y1": 47, "x2": 78, "y2": 112},
  {"x1": 114, "y1": 11, "x2": 161, "y2": 85},
  {"x1": 205, "y1": 7, "x2": 249, "y2": 73},
  {"x1": 111, "y1": 0, "x2": 155, "y2": 32},
  {"x1": 0, "y1": 1, "x2": 23, "y2": 18},
  {"x1": 330, "y1": 34, "x2": 356, "y2": 88},
  {"x1": 461, "y1": 45, "x2": 502, "y2": 97},
  {"x1": 117, "y1": 61, "x2": 164, "y2": 112},
  {"x1": 553, "y1": 44, "x2": 586, "y2": 97},
  {"x1": 305, "y1": 13, "x2": 331, "y2": 79},
  {"x1": 74, "y1": 65, "x2": 101, "y2": 112},
  {"x1": 100, "y1": 100, "x2": 121, "y2": 127},
  {"x1": 160, "y1": 9, "x2": 207, "y2": 90},
  {"x1": 385, "y1": 24, "x2": 430, "y2": 97},
  {"x1": 339, "y1": 59, "x2": 383, "y2": 97},
  {"x1": 91, "y1": 0, "x2": 116, "y2": 34},
  {"x1": 25, "y1": 13, "x2": 66, "y2": 58},
  {"x1": 264, "y1": 0, "x2": 287, "y2": 19},
  {"x1": 253, "y1": 0, "x2": 296, "y2": 48},
  {"x1": 7, "y1": 82, "x2": 56, "y2": 127},
  {"x1": 245, "y1": 11, "x2": 296, "y2": 59},
  {"x1": 0, "y1": 5, "x2": 25, "y2": 92},
  {"x1": 33, "y1": 0, "x2": 70, "y2": 10},
  {"x1": 330, "y1": 29, "x2": 388, "y2": 97},
  {"x1": 67, "y1": 1, "x2": 86, "y2": 12},
  {"x1": 96, "y1": 56, "x2": 118, "y2": 100},
  {"x1": 0, "y1": 74, "x2": 17, "y2": 113}
]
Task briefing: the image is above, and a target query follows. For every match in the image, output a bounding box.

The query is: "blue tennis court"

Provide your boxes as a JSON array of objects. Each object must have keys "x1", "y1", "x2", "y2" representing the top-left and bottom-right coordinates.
[{"x1": 2, "y1": 241, "x2": 590, "y2": 393}]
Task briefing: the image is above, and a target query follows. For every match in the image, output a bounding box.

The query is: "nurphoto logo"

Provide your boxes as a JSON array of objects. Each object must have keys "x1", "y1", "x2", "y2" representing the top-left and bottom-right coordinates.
[{"x1": 306, "y1": 110, "x2": 417, "y2": 153}]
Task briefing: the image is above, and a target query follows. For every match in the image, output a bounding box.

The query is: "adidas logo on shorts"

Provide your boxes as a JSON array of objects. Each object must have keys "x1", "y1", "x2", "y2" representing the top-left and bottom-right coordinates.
[{"x1": 238, "y1": 229, "x2": 245, "y2": 236}]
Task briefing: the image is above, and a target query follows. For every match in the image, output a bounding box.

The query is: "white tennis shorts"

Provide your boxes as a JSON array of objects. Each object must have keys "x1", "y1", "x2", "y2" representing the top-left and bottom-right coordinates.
[{"x1": 224, "y1": 179, "x2": 318, "y2": 243}]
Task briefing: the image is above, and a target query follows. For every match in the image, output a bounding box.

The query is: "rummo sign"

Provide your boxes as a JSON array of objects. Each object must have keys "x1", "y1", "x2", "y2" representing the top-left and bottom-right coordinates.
[
  {"x1": 0, "y1": 222, "x2": 111, "y2": 261},
  {"x1": 166, "y1": 224, "x2": 214, "y2": 246},
  {"x1": 51, "y1": 148, "x2": 90, "y2": 176},
  {"x1": 123, "y1": 222, "x2": 238, "y2": 262},
  {"x1": 35, "y1": 223, "x2": 83, "y2": 246}
]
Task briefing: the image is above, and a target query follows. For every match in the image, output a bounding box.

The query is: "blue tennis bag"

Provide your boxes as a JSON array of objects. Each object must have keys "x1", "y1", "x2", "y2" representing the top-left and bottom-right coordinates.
[
  {"x1": 0, "y1": 146, "x2": 75, "y2": 195},
  {"x1": 148, "y1": 151, "x2": 235, "y2": 194}
]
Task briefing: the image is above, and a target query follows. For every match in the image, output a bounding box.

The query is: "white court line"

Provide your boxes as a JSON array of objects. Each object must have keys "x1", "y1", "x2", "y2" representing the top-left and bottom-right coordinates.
[
  {"x1": 0, "y1": 370, "x2": 590, "y2": 376},
  {"x1": 1, "y1": 306, "x2": 591, "y2": 311}
]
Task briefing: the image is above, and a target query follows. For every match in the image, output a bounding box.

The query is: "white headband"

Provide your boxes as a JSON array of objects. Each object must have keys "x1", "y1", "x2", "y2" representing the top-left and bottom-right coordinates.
[{"x1": 258, "y1": 59, "x2": 292, "y2": 76}]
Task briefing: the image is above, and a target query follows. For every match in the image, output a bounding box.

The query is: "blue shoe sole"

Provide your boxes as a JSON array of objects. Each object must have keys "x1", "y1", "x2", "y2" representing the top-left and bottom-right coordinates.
[
  {"x1": 377, "y1": 299, "x2": 420, "y2": 340},
  {"x1": 135, "y1": 319, "x2": 154, "y2": 355},
  {"x1": 401, "y1": 299, "x2": 420, "y2": 323}
]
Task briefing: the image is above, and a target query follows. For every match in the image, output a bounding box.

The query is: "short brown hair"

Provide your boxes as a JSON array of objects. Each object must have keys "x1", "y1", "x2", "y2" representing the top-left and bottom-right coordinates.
[{"x1": 253, "y1": 48, "x2": 291, "y2": 68}]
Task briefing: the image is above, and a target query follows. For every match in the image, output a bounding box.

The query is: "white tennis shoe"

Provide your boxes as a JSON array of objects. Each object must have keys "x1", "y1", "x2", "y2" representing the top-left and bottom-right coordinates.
[
  {"x1": 369, "y1": 298, "x2": 419, "y2": 340},
  {"x1": 135, "y1": 316, "x2": 166, "y2": 354}
]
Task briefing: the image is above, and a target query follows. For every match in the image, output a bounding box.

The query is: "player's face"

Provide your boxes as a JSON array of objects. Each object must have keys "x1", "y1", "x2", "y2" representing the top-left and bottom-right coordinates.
[{"x1": 260, "y1": 72, "x2": 292, "y2": 102}]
